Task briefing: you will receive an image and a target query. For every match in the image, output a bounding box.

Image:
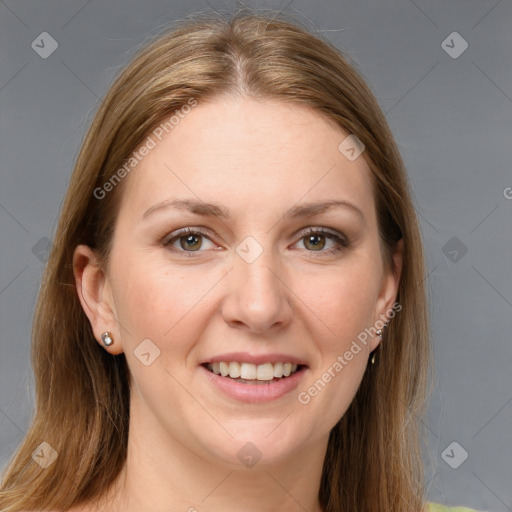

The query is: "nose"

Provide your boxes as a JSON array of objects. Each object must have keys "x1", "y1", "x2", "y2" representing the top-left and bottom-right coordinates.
[{"x1": 221, "y1": 244, "x2": 294, "y2": 335}]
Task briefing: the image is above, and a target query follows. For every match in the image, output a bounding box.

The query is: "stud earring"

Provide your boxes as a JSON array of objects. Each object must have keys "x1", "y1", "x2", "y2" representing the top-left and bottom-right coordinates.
[
  {"x1": 100, "y1": 331, "x2": 114, "y2": 347},
  {"x1": 370, "y1": 325, "x2": 386, "y2": 365}
]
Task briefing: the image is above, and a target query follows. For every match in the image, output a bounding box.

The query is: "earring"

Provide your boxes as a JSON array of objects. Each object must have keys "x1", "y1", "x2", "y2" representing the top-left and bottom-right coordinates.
[
  {"x1": 101, "y1": 331, "x2": 114, "y2": 347},
  {"x1": 370, "y1": 325, "x2": 386, "y2": 365}
]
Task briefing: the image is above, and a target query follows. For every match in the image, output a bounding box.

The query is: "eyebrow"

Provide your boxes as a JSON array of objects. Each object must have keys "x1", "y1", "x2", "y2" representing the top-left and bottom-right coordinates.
[{"x1": 141, "y1": 198, "x2": 365, "y2": 222}]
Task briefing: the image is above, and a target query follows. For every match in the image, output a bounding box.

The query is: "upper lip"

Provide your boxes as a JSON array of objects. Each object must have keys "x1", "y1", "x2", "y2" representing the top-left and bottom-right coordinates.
[{"x1": 201, "y1": 352, "x2": 308, "y2": 366}]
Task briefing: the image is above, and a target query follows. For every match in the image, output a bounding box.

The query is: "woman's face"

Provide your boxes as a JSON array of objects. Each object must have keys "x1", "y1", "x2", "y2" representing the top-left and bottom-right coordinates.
[{"x1": 77, "y1": 96, "x2": 402, "y2": 469}]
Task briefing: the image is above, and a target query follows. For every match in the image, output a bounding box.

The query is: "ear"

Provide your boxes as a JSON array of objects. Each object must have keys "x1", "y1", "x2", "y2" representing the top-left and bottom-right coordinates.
[
  {"x1": 72, "y1": 244, "x2": 124, "y2": 355},
  {"x1": 371, "y1": 238, "x2": 404, "y2": 351}
]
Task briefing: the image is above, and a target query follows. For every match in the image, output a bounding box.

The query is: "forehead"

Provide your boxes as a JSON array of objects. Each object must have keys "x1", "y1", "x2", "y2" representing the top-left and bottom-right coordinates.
[{"x1": 119, "y1": 96, "x2": 375, "y2": 223}]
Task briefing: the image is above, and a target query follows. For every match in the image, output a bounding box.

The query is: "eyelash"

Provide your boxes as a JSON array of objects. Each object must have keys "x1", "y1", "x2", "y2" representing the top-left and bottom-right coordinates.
[{"x1": 163, "y1": 226, "x2": 350, "y2": 258}]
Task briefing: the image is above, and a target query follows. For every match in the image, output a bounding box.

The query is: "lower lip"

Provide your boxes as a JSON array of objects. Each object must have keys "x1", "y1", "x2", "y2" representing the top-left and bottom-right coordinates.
[{"x1": 200, "y1": 364, "x2": 308, "y2": 403}]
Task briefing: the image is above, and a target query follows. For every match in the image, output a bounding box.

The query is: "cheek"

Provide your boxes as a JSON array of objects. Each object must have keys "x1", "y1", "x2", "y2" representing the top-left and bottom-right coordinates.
[
  {"x1": 294, "y1": 265, "x2": 380, "y2": 429},
  {"x1": 298, "y1": 258, "x2": 381, "y2": 354},
  {"x1": 109, "y1": 256, "x2": 213, "y2": 405},
  {"x1": 110, "y1": 254, "x2": 220, "y2": 348}
]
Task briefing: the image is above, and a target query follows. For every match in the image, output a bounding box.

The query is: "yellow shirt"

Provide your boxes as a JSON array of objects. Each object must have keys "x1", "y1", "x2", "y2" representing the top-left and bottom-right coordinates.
[{"x1": 427, "y1": 502, "x2": 482, "y2": 512}]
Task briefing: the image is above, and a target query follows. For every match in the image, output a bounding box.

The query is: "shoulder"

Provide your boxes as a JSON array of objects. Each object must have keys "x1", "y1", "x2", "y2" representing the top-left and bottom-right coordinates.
[{"x1": 427, "y1": 502, "x2": 486, "y2": 512}]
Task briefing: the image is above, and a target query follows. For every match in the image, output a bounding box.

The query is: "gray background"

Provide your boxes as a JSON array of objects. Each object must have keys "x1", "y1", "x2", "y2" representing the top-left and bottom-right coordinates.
[{"x1": 1, "y1": 1, "x2": 511, "y2": 510}]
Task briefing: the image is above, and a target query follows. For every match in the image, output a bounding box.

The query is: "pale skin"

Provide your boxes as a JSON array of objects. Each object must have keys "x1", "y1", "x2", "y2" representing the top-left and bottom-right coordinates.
[{"x1": 71, "y1": 95, "x2": 404, "y2": 512}]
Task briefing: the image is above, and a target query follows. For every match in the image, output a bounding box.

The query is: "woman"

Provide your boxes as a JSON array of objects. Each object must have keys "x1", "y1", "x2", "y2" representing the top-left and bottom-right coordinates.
[{"x1": 0, "y1": 11, "x2": 481, "y2": 512}]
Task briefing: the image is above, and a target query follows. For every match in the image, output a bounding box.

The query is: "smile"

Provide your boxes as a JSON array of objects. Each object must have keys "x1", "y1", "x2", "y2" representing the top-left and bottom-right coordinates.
[
  {"x1": 201, "y1": 361, "x2": 308, "y2": 402},
  {"x1": 204, "y1": 361, "x2": 301, "y2": 383}
]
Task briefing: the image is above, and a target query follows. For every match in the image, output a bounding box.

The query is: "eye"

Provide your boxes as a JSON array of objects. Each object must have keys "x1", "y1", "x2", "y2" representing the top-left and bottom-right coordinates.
[
  {"x1": 164, "y1": 227, "x2": 217, "y2": 254},
  {"x1": 293, "y1": 227, "x2": 349, "y2": 256},
  {"x1": 163, "y1": 226, "x2": 350, "y2": 257}
]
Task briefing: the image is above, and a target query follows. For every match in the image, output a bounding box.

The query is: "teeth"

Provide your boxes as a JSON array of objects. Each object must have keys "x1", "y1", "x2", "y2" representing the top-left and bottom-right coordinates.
[
  {"x1": 256, "y1": 363, "x2": 274, "y2": 381},
  {"x1": 206, "y1": 361, "x2": 300, "y2": 380},
  {"x1": 228, "y1": 362, "x2": 241, "y2": 378},
  {"x1": 219, "y1": 362, "x2": 229, "y2": 377},
  {"x1": 240, "y1": 362, "x2": 257, "y2": 380}
]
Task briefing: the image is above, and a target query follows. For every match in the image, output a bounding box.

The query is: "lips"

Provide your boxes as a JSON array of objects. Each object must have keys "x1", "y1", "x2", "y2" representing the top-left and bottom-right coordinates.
[{"x1": 200, "y1": 362, "x2": 307, "y2": 402}]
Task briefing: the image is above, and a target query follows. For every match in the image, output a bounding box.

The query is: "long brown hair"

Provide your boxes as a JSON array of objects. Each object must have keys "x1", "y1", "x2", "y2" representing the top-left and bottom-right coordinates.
[{"x1": 0, "y1": 9, "x2": 432, "y2": 511}]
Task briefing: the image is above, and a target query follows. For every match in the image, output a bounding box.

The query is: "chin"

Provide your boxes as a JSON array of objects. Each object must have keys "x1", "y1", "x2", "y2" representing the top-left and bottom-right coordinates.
[{"x1": 194, "y1": 424, "x2": 307, "y2": 470}]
